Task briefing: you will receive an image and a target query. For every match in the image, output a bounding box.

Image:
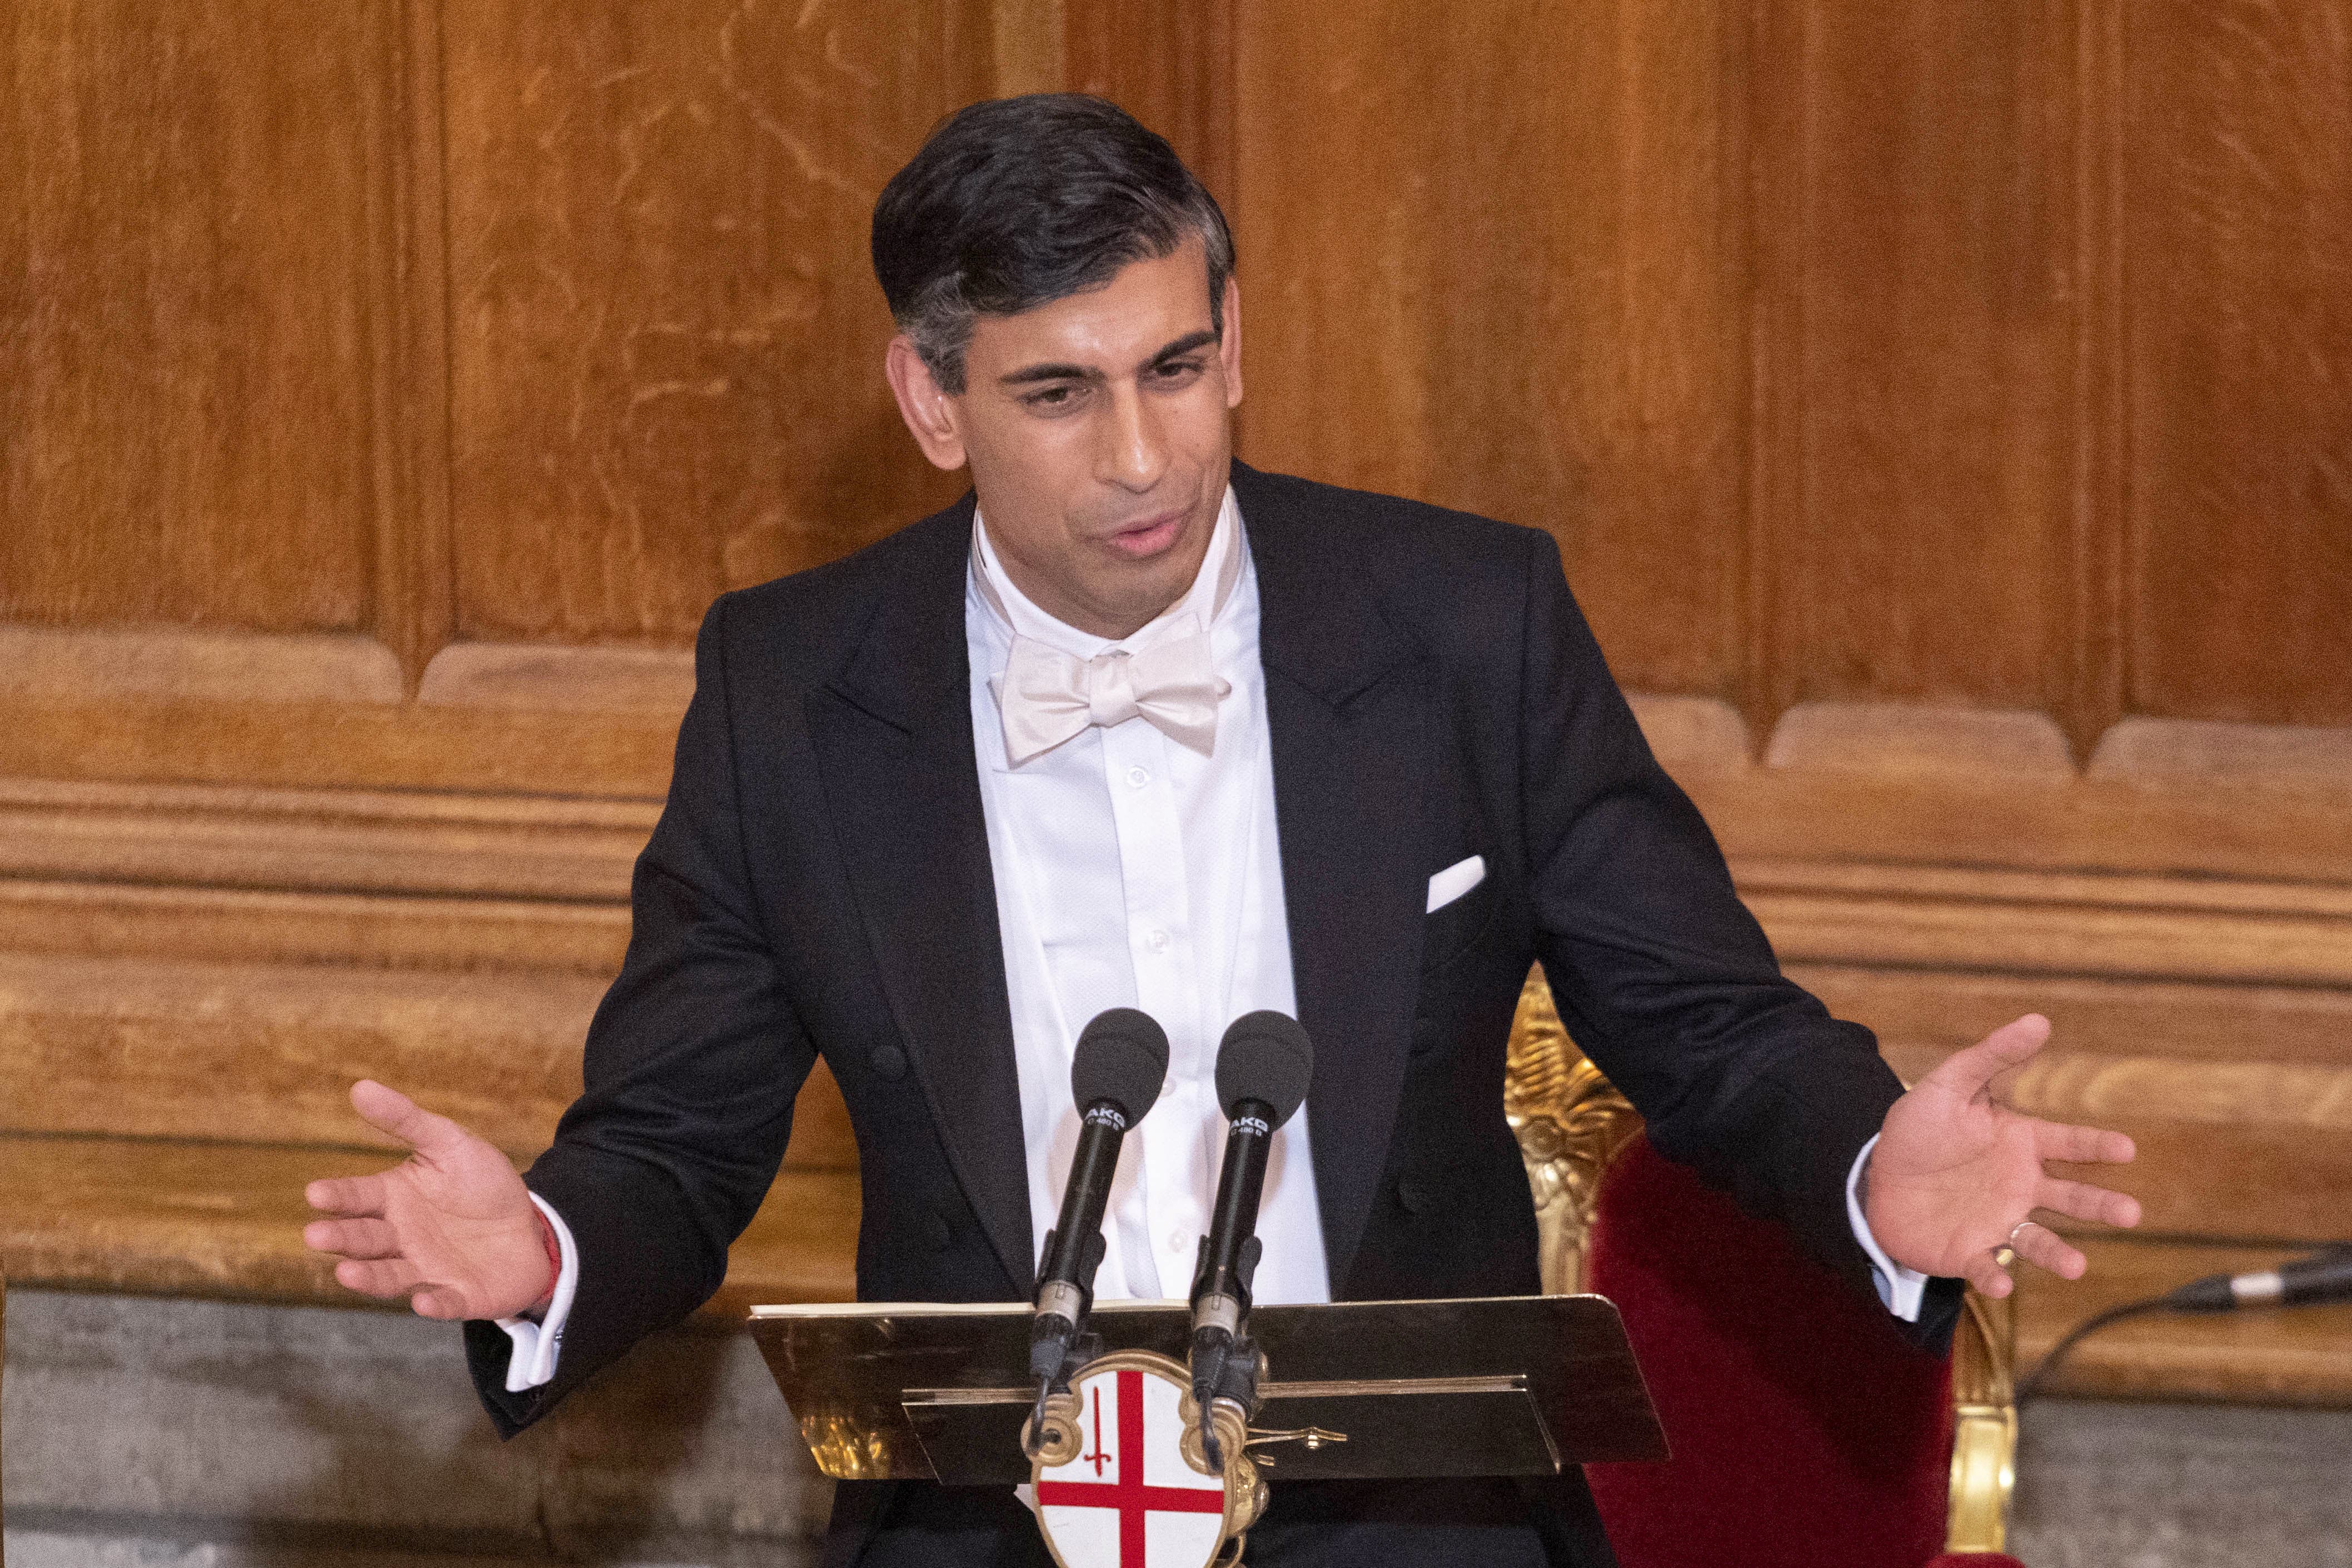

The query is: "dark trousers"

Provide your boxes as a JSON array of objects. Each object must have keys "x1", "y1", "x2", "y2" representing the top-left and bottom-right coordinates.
[{"x1": 829, "y1": 1474, "x2": 1617, "y2": 1567}]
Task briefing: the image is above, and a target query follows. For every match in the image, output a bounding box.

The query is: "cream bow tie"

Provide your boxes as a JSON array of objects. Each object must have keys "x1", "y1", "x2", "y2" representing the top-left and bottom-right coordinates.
[{"x1": 997, "y1": 627, "x2": 1229, "y2": 768}]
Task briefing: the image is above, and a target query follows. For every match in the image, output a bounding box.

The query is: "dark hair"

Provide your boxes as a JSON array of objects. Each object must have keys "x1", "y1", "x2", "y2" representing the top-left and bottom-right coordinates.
[{"x1": 872, "y1": 94, "x2": 1235, "y2": 394}]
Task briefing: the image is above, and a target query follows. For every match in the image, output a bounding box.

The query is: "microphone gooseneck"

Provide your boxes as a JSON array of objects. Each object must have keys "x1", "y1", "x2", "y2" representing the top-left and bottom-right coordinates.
[
  {"x1": 1187, "y1": 1010, "x2": 1314, "y2": 1471},
  {"x1": 1026, "y1": 1008, "x2": 1170, "y2": 1452}
]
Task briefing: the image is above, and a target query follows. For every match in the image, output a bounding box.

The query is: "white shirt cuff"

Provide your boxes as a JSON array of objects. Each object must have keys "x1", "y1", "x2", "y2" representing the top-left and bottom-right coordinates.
[
  {"x1": 1846, "y1": 1133, "x2": 1928, "y2": 1322},
  {"x1": 493, "y1": 1193, "x2": 577, "y2": 1392}
]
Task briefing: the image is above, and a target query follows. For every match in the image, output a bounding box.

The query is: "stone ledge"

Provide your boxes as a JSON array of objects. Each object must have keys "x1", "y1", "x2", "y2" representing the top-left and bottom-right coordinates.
[
  {"x1": 2010, "y1": 1397, "x2": 2352, "y2": 1568},
  {"x1": 1, "y1": 1288, "x2": 830, "y2": 1566},
  {"x1": 10, "y1": 1290, "x2": 2350, "y2": 1568}
]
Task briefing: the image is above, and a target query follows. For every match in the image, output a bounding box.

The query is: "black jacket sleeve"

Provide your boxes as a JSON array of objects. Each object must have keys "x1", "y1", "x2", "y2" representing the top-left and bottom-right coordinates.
[
  {"x1": 468, "y1": 593, "x2": 815, "y2": 1434},
  {"x1": 1513, "y1": 529, "x2": 1961, "y2": 1349}
]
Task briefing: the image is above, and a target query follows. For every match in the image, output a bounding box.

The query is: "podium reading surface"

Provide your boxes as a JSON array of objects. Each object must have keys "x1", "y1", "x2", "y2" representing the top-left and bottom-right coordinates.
[{"x1": 750, "y1": 1295, "x2": 1665, "y2": 1485}]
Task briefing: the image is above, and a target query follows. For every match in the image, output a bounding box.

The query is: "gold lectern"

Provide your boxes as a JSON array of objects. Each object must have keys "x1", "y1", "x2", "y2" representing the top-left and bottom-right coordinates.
[{"x1": 750, "y1": 1294, "x2": 1664, "y2": 1489}]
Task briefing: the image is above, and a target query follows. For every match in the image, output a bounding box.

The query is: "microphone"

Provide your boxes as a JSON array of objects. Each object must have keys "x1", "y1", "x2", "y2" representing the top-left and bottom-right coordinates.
[
  {"x1": 2168, "y1": 1245, "x2": 2352, "y2": 1311},
  {"x1": 2017, "y1": 1243, "x2": 2352, "y2": 1404},
  {"x1": 1187, "y1": 1010, "x2": 1314, "y2": 1471},
  {"x1": 1027, "y1": 1007, "x2": 1170, "y2": 1448}
]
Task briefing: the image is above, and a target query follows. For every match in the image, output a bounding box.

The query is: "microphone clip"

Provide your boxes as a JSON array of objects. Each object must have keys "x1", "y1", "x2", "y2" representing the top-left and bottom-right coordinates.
[
  {"x1": 1200, "y1": 1330, "x2": 1265, "y2": 1412},
  {"x1": 1182, "y1": 1331, "x2": 1265, "y2": 1477},
  {"x1": 1025, "y1": 1224, "x2": 1111, "y2": 1456},
  {"x1": 1024, "y1": 1319, "x2": 1105, "y2": 1459},
  {"x1": 1187, "y1": 1236, "x2": 1267, "y2": 1475}
]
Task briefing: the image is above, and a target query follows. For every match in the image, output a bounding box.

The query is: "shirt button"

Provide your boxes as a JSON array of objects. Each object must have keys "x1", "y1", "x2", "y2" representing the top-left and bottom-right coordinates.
[
  {"x1": 1168, "y1": 1229, "x2": 1191, "y2": 1254},
  {"x1": 1125, "y1": 765, "x2": 1150, "y2": 788},
  {"x1": 1145, "y1": 929, "x2": 1170, "y2": 953}
]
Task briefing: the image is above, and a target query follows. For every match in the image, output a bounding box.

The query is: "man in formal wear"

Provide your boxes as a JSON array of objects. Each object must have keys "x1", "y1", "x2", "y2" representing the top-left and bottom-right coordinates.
[{"x1": 307, "y1": 95, "x2": 2140, "y2": 1566}]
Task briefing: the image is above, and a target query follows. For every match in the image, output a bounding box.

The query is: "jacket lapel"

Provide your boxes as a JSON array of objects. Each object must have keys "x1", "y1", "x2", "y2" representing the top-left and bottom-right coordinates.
[
  {"x1": 803, "y1": 498, "x2": 1035, "y2": 1296},
  {"x1": 1236, "y1": 465, "x2": 1435, "y2": 1297}
]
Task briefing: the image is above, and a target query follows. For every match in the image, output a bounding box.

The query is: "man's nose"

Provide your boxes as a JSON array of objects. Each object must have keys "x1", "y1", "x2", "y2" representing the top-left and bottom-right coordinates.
[{"x1": 1095, "y1": 384, "x2": 1168, "y2": 492}]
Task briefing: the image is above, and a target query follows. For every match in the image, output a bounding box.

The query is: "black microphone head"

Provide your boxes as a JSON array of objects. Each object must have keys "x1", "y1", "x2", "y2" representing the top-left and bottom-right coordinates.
[
  {"x1": 1214, "y1": 1011, "x2": 1313, "y2": 1128},
  {"x1": 1070, "y1": 1008, "x2": 1170, "y2": 1123}
]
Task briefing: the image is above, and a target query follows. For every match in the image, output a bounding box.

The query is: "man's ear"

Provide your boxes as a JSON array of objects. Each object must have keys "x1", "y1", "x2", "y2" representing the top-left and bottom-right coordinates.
[
  {"x1": 1218, "y1": 275, "x2": 1243, "y2": 410},
  {"x1": 884, "y1": 337, "x2": 968, "y2": 470}
]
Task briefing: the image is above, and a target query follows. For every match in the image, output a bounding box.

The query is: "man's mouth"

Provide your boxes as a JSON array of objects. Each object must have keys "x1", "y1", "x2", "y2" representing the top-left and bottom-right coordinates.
[{"x1": 1100, "y1": 508, "x2": 1187, "y2": 559}]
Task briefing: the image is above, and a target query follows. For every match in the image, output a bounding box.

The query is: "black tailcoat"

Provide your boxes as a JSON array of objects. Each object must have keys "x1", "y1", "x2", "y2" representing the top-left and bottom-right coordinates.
[{"x1": 466, "y1": 463, "x2": 1961, "y2": 1564}]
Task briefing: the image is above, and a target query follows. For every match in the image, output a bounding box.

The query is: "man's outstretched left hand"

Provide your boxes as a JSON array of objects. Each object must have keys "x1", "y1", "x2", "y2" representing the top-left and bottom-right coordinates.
[{"x1": 1865, "y1": 1013, "x2": 2141, "y2": 1298}]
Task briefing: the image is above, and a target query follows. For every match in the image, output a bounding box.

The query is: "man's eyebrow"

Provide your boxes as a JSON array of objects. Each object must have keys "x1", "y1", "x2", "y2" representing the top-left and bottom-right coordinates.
[
  {"x1": 996, "y1": 329, "x2": 1221, "y2": 388},
  {"x1": 1144, "y1": 329, "x2": 1219, "y2": 367},
  {"x1": 999, "y1": 361, "x2": 1104, "y2": 387}
]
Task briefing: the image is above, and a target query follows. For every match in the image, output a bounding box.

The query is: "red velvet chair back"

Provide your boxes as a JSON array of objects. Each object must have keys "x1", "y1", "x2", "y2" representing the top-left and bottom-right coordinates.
[{"x1": 1581, "y1": 1136, "x2": 1959, "y2": 1567}]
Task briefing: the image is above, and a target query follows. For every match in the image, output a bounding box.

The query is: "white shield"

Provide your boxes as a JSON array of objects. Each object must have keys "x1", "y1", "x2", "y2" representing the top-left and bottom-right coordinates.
[{"x1": 1035, "y1": 1356, "x2": 1230, "y2": 1568}]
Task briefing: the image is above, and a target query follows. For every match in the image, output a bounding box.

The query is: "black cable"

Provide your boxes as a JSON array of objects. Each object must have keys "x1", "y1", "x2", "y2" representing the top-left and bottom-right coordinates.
[{"x1": 2014, "y1": 1294, "x2": 2172, "y2": 1405}]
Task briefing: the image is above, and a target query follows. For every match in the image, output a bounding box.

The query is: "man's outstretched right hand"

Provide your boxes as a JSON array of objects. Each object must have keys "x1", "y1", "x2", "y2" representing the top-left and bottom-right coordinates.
[{"x1": 303, "y1": 1079, "x2": 555, "y2": 1321}]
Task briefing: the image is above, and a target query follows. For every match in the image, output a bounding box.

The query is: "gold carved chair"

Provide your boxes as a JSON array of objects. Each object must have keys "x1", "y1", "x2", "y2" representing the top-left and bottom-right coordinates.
[{"x1": 1504, "y1": 968, "x2": 2019, "y2": 1565}]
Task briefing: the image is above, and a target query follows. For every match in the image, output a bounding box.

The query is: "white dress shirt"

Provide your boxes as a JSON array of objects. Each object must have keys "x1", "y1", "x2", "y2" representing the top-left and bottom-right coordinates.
[
  {"x1": 499, "y1": 485, "x2": 1921, "y2": 1389},
  {"x1": 967, "y1": 487, "x2": 1332, "y2": 1307}
]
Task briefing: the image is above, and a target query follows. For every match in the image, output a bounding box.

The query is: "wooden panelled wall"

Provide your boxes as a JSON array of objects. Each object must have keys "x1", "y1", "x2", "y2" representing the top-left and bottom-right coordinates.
[
  {"x1": 1238, "y1": 0, "x2": 2352, "y2": 1402},
  {"x1": 4, "y1": 1, "x2": 2348, "y2": 1401}
]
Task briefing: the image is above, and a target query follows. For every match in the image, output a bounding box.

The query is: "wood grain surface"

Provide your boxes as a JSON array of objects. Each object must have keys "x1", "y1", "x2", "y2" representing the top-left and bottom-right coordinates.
[
  {"x1": 1234, "y1": 0, "x2": 1750, "y2": 698},
  {"x1": 1751, "y1": 1, "x2": 2080, "y2": 724},
  {"x1": 0, "y1": 1136, "x2": 859, "y2": 1309},
  {"x1": 440, "y1": 0, "x2": 978, "y2": 648},
  {"x1": 0, "y1": 0, "x2": 392, "y2": 635},
  {"x1": 2124, "y1": 0, "x2": 2352, "y2": 728}
]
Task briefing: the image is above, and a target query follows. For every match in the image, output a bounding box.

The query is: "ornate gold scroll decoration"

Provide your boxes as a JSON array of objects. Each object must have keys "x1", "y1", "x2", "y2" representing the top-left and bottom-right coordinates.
[{"x1": 1504, "y1": 966, "x2": 1644, "y2": 1295}]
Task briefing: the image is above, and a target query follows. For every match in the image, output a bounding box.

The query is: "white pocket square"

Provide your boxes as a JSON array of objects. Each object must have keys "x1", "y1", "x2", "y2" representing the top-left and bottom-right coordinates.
[{"x1": 1425, "y1": 854, "x2": 1486, "y2": 914}]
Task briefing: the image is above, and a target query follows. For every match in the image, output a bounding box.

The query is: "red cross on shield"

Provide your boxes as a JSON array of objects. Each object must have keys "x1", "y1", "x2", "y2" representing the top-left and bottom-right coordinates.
[{"x1": 1035, "y1": 1359, "x2": 1230, "y2": 1568}]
